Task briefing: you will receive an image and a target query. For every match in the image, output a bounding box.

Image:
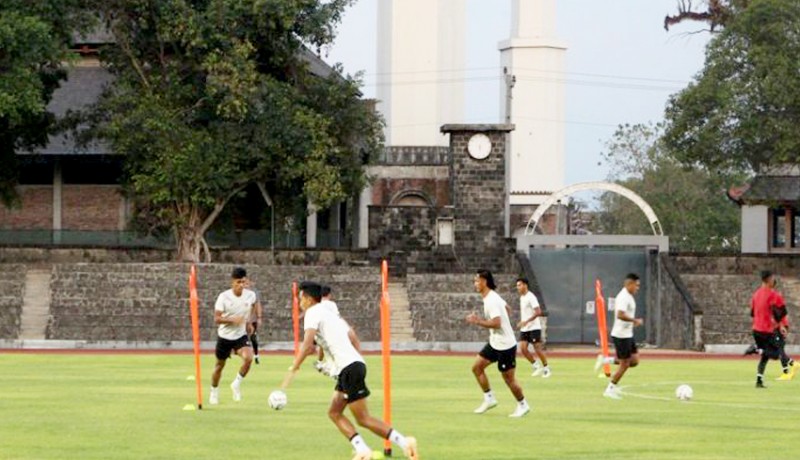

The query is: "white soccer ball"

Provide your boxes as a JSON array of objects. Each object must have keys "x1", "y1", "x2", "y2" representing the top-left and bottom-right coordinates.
[
  {"x1": 675, "y1": 384, "x2": 693, "y2": 401},
  {"x1": 268, "y1": 390, "x2": 288, "y2": 410}
]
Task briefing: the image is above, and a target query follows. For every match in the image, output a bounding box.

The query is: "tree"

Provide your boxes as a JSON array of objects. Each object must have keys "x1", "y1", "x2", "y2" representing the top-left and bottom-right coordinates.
[
  {"x1": 595, "y1": 123, "x2": 743, "y2": 252},
  {"x1": 84, "y1": 0, "x2": 382, "y2": 261},
  {"x1": 0, "y1": 1, "x2": 93, "y2": 205},
  {"x1": 664, "y1": 0, "x2": 750, "y2": 31},
  {"x1": 664, "y1": 0, "x2": 800, "y2": 173}
]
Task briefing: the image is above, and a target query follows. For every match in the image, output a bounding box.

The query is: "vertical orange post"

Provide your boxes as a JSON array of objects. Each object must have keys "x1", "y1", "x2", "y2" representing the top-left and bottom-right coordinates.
[
  {"x1": 595, "y1": 279, "x2": 611, "y2": 377},
  {"x1": 292, "y1": 281, "x2": 300, "y2": 356},
  {"x1": 189, "y1": 265, "x2": 203, "y2": 409},
  {"x1": 380, "y1": 260, "x2": 392, "y2": 456}
]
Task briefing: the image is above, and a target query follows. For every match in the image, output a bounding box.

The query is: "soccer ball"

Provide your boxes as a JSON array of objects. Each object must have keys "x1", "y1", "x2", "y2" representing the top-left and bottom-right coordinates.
[
  {"x1": 268, "y1": 390, "x2": 288, "y2": 410},
  {"x1": 675, "y1": 384, "x2": 693, "y2": 401}
]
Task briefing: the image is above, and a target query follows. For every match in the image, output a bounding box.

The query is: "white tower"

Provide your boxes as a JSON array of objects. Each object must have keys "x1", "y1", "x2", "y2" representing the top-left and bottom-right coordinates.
[
  {"x1": 499, "y1": 0, "x2": 567, "y2": 208},
  {"x1": 377, "y1": 0, "x2": 466, "y2": 146}
]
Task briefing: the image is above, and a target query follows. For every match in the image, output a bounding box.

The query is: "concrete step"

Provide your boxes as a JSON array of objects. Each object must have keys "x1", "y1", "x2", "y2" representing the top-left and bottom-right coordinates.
[
  {"x1": 387, "y1": 282, "x2": 415, "y2": 341},
  {"x1": 19, "y1": 269, "x2": 52, "y2": 340}
]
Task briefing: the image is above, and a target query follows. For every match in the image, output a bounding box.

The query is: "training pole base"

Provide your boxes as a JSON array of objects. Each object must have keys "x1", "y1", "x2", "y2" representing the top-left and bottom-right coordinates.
[{"x1": 384, "y1": 448, "x2": 392, "y2": 457}]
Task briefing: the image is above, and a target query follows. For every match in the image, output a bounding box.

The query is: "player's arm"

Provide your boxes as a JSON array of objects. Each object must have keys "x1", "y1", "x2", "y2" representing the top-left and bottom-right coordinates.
[
  {"x1": 518, "y1": 306, "x2": 542, "y2": 329},
  {"x1": 214, "y1": 309, "x2": 245, "y2": 326},
  {"x1": 616, "y1": 309, "x2": 643, "y2": 326},
  {"x1": 466, "y1": 309, "x2": 501, "y2": 329},
  {"x1": 289, "y1": 328, "x2": 318, "y2": 372}
]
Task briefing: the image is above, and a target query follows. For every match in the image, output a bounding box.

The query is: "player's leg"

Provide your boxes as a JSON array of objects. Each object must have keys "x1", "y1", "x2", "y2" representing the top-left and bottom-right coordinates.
[
  {"x1": 230, "y1": 341, "x2": 253, "y2": 401},
  {"x1": 328, "y1": 391, "x2": 372, "y2": 459},
  {"x1": 348, "y1": 399, "x2": 418, "y2": 459},
  {"x1": 519, "y1": 338, "x2": 535, "y2": 365},
  {"x1": 604, "y1": 338, "x2": 631, "y2": 399},
  {"x1": 210, "y1": 338, "x2": 230, "y2": 405},
  {"x1": 472, "y1": 348, "x2": 498, "y2": 413},
  {"x1": 497, "y1": 347, "x2": 529, "y2": 417},
  {"x1": 250, "y1": 322, "x2": 260, "y2": 364},
  {"x1": 532, "y1": 331, "x2": 550, "y2": 377}
]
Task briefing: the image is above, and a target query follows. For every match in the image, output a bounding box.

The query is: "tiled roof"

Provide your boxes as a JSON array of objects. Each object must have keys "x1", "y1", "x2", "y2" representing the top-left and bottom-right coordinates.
[{"x1": 731, "y1": 176, "x2": 800, "y2": 204}]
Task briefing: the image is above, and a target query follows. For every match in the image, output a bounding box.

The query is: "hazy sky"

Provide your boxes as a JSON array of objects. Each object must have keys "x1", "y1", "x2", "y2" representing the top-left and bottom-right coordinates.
[{"x1": 322, "y1": 0, "x2": 711, "y2": 185}]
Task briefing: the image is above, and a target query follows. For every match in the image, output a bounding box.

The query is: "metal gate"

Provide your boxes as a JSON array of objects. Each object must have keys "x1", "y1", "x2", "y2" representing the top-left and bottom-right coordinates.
[{"x1": 529, "y1": 247, "x2": 649, "y2": 344}]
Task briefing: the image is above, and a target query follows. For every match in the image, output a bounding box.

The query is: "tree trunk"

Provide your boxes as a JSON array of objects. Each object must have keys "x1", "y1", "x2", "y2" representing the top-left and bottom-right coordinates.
[{"x1": 176, "y1": 226, "x2": 203, "y2": 263}]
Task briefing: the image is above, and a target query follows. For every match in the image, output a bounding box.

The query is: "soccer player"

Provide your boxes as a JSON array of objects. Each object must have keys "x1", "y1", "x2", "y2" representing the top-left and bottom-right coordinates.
[
  {"x1": 515, "y1": 277, "x2": 550, "y2": 378},
  {"x1": 282, "y1": 281, "x2": 419, "y2": 460},
  {"x1": 750, "y1": 271, "x2": 799, "y2": 386},
  {"x1": 466, "y1": 269, "x2": 530, "y2": 417},
  {"x1": 315, "y1": 285, "x2": 361, "y2": 378},
  {"x1": 596, "y1": 273, "x2": 643, "y2": 399},
  {"x1": 245, "y1": 281, "x2": 264, "y2": 365},
  {"x1": 209, "y1": 267, "x2": 257, "y2": 405}
]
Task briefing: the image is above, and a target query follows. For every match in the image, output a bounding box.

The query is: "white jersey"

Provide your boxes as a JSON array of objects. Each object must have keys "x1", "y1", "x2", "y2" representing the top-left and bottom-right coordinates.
[
  {"x1": 320, "y1": 299, "x2": 340, "y2": 317},
  {"x1": 611, "y1": 287, "x2": 636, "y2": 339},
  {"x1": 519, "y1": 291, "x2": 541, "y2": 332},
  {"x1": 483, "y1": 290, "x2": 517, "y2": 351},
  {"x1": 304, "y1": 303, "x2": 363, "y2": 372},
  {"x1": 214, "y1": 288, "x2": 257, "y2": 340}
]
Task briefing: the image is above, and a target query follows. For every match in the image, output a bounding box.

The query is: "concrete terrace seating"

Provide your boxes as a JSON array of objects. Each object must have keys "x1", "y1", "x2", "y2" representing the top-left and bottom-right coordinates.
[
  {"x1": 407, "y1": 273, "x2": 521, "y2": 342},
  {"x1": 0, "y1": 264, "x2": 26, "y2": 339},
  {"x1": 47, "y1": 263, "x2": 382, "y2": 342}
]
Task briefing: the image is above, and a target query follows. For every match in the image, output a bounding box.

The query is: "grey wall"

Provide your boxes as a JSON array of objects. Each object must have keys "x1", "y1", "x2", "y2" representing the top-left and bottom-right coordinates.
[{"x1": 741, "y1": 205, "x2": 768, "y2": 253}]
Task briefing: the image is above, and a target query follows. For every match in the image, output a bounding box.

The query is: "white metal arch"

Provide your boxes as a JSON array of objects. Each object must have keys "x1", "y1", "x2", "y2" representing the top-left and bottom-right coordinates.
[{"x1": 524, "y1": 181, "x2": 664, "y2": 236}]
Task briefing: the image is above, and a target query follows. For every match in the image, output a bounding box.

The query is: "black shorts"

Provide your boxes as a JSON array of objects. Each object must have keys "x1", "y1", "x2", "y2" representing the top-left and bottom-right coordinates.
[
  {"x1": 519, "y1": 330, "x2": 542, "y2": 344},
  {"x1": 479, "y1": 343, "x2": 517, "y2": 372},
  {"x1": 612, "y1": 337, "x2": 638, "y2": 360},
  {"x1": 754, "y1": 331, "x2": 781, "y2": 360},
  {"x1": 215, "y1": 335, "x2": 251, "y2": 360},
  {"x1": 335, "y1": 361, "x2": 370, "y2": 403}
]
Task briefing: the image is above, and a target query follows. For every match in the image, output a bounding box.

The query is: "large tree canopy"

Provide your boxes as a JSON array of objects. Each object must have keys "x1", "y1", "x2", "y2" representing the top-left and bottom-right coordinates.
[
  {"x1": 84, "y1": 0, "x2": 382, "y2": 261},
  {"x1": 0, "y1": 1, "x2": 93, "y2": 205},
  {"x1": 664, "y1": 0, "x2": 800, "y2": 172},
  {"x1": 595, "y1": 123, "x2": 742, "y2": 252}
]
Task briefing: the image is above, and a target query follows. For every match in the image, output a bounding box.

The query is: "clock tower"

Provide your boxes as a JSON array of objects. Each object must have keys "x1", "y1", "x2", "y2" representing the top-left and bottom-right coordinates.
[{"x1": 442, "y1": 124, "x2": 514, "y2": 272}]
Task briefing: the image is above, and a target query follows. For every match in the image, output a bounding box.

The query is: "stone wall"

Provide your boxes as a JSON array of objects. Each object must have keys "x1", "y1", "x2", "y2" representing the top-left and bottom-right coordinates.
[
  {"x1": 0, "y1": 186, "x2": 53, "y2": 229},
  {"x1": 407, "y1": 273, "x2": 521, "y2": 342},
  {"x1": 658, "y1": 255, "x2": 697, "y2": 349},
  {"x1": 0, "y1": 264, "x2": 25, "y2": 338},
  {"x1": 61, "y1": 185, "x2": 123, "y2": 230},
  {"x1": 379, "y1": 146, "x2": 450, "y2": 165},
  {"x1": 674, "y1": 255, "x2": 800, "y2": 346},
  {"x1": 46, "y1": 263, "x2": 382, "y2": 342},
  {"x1": 371, "y1": 177, "x2": 450, "y2": 207}
]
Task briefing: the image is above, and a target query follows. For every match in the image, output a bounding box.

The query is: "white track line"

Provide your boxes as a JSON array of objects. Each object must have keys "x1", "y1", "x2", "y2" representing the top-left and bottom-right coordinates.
[{"x1": 619, "y1": 381, "x2": 800, "y2": 412}]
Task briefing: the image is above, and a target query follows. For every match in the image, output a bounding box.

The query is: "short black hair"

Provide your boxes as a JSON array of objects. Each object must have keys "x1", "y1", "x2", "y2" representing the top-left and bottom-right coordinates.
[
  {"x1": 231, "y1": 267, "x2": 247, "y2": 279},
  {"x1": 625, "y1": 273, "x2": 639, "y2": 282},
  {"x1": 516, "y1": 277, "x2": 529, "y2": 286},
  {"x1": 477, "y1": 269, "x2": 497, "y2": 290},
  {"x1": 761, "y1": 270, "x2": 774, "y2": 282},
  {"x1": 299, "y1": 281, "x2": 322, "y2": 301},
  {"x1": 321, "y1": 285, "x2": 332, "y2": 297}
]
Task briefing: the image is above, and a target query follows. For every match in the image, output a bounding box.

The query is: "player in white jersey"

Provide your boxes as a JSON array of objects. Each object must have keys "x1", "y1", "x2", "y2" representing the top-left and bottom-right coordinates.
[
  {"x1": 210, "y1": 267, "x2": 257, "y2": 405},
  {"x1": 515, "y1": 277, "x2": 550, "y2": 378},
  {"x1": 281, "y1": 282, "x2": 419, "y2": 460},
  {"x1": 315, "y1": 285, "x2": 361, "y2": 378},
  {"x1": 595, "y1": 273, "x2": 643, "y2": 399},
  {"x1": 466, "y1": 269, "x2": 530, "y2": 418}
]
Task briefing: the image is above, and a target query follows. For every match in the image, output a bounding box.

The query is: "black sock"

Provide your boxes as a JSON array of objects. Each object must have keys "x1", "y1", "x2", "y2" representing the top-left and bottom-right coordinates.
[
  {"x1": 757, "y1": 355, "x2": 769, "y2": 380},
  {"x1": 251, "y1": 333, "x2": 259, "y2": 355}
]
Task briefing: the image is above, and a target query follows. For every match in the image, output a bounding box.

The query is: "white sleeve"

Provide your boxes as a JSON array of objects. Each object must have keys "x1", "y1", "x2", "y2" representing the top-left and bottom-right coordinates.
[
  {"x1": 614, "y1": 294, "x2": 626, "y2": 314},
  {"x1": 487, "y1": 295, "x2": 504, "y2": 319},
  {"x1": 529, "y1": 293, "x2": 540, "y2": 309},
  {"x1": 304, "y1": 308, "x2": 321, "y2": 331},
  {"x1": 214, "y1": 293, "x2": 226, "y2": 312}
]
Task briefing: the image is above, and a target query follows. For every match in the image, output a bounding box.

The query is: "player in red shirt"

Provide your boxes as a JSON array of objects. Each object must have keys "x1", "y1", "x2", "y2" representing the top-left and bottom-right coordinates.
[{"x1": 750, "y1": 271, "x2": 797, "y2": 387}]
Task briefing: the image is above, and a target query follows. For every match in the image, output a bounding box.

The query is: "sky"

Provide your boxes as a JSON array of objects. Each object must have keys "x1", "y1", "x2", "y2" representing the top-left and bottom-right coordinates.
[{"x1": 321, "y1": 0, "x2": 711, "y2": 186}]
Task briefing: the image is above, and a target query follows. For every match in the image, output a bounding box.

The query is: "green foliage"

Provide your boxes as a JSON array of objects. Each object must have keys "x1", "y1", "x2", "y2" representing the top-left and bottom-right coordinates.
[
  {"x1": 596, "y1": 123, "x2": 743, "y2": 252},
  {"x1": 0, "y1": 1, "x2": 93, "y2": 205},
  {"x1": 86, "y1": 0, "x2": 382, "y2": 260},
  {"x1": 664, "y1": 0, "x2": 800, "y2": 172}
]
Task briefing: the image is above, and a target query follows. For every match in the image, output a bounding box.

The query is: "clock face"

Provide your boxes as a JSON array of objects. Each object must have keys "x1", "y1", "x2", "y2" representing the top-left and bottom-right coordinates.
[{"x1": 467, "y1": 134, "x2": 492, "y2": 160}]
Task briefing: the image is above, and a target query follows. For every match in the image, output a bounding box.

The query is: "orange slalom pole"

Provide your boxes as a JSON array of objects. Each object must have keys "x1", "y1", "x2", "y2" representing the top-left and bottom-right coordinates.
[
  {"x1": 595, "y1": 279, "x2": 611, "y2": 377},
  {"x1": 380, "y1": 260, "x2": 392, "y2": 457},
  {"x1": 189, "y1": 265, "x2": 203, "y2": 409},
  {"x1": 292, "y1": 282, "x2": 300, "y2": 356}
]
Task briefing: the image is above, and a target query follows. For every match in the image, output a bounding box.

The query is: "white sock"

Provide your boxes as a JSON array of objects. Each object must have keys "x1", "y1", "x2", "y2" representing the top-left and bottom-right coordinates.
[
  {"x1": 518, "y1": 398, "x2": 529, "y2": 408},
  {"x1": 349, "y1": 434, "x2": 371, "y2": 454},
  {"x1": 533, "y1": 360, "x2": 541, "y2": 369},
  {"x1": 234, "y1": 373, "x2": 244, "y2": 385},
  {"x1": 387, "y1": 428, "x2": 409, "y2": 450},
  {"x1": 211, "y1": 386, "x2": 218, "y2": 392},
  {"x1": 606, "y1": 382, "x2": 616, "y2": 391},
  {"x1": 484, "y1": 390, "x2": 495, "y2": 402}
]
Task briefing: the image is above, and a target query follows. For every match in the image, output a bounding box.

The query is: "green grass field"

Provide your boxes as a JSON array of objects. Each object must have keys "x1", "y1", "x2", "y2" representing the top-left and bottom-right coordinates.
[{"x1": 3, "y1": 352, "x2": 799, "y2": 459}]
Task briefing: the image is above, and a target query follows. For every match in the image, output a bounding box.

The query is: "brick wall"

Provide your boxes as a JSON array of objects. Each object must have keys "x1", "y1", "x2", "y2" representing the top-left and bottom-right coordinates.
[
  {"x1": 62, "y1": 185, "x2": 123, "y2": 230},
  {"x1": 0, "y1": 186, "x2": 53, "y2": 229},
  {"x1": 0, "y1": 264, "x2": 25, "y2": 339},
  {"x1": 46, "y1": 263, "x2": 382, "y2": 342}
]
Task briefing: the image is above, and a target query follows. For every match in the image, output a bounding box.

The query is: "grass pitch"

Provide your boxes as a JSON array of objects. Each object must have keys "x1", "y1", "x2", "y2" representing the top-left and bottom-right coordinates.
[{"x1": 2, "y1": 352, "x2": 799, "y2": 459}]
